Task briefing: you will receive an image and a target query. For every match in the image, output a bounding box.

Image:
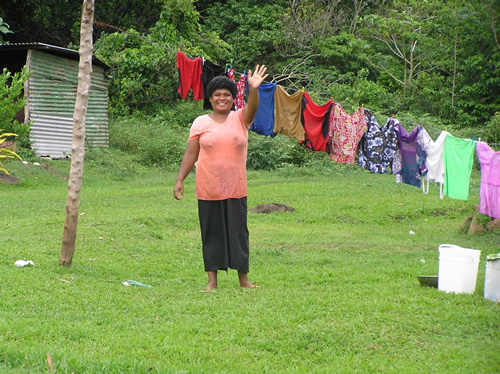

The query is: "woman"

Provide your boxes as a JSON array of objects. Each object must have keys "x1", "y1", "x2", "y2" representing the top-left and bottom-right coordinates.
[{"x1": 173, "y1": 65, "x2": 268, "y2": 290}]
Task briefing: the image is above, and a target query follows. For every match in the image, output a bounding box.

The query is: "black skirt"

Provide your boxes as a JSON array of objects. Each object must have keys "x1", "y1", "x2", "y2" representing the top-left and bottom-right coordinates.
[{"x1": 197, "y1": 197, "x2": 249, "y2": 272}]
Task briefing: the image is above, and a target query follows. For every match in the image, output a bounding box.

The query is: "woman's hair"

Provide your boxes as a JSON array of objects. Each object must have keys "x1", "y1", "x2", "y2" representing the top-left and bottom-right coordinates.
[{"x1": 207, "y1": 76, "x2": 237, "y2": 99}]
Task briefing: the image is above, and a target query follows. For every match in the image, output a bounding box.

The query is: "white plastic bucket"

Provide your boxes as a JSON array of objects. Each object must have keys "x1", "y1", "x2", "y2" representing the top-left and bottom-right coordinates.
[
  {"x1": 484, "y1": 255, "x2": 500, "y2": 302},
  {"x1": 438, "y1": 244, "x2": 481, "y2": 294}
]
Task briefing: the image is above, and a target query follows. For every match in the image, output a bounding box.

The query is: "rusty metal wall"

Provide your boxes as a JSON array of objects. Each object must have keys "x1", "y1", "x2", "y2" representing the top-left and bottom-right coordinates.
[{"x1": 27, "y1": 49, "x2": 109, "y2": 158}]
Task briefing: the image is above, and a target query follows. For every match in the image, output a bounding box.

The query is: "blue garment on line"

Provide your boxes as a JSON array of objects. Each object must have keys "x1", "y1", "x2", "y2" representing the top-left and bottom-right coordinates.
[{"x1": 248, "y1": 82, "x2": 277, "y2": 137}]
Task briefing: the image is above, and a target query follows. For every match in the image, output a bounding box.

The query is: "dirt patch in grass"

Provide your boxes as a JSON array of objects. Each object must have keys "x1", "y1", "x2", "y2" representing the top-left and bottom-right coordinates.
[{"x1": 0, "y1": 173, "x2": 21, "y2": 185}]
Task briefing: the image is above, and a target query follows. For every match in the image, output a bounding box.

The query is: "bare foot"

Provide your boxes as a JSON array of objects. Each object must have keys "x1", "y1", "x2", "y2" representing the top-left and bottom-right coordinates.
[
  {"x1": 205, "y1": 283, "x2": 217, "y2": 290},
  {"x1": 241, "y1": 283, "x2": 259, "y2": 289},
  {"x1": 238, "y1": 271, "x2": 258, "y2": 288},
  {"x1": 205, "y1": 271, "x2": 217, "y2": 290}
]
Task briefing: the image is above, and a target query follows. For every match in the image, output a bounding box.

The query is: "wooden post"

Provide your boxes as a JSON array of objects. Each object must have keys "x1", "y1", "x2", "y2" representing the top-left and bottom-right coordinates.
[{"x1": 59, "y1": 0, "x2": 95, "y2": 266}]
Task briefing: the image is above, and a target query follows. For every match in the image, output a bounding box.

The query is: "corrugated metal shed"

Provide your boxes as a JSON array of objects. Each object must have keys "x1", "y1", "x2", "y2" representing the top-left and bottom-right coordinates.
[{"x1": 0, "y1": 42, "x2": 110, "y2": 158}]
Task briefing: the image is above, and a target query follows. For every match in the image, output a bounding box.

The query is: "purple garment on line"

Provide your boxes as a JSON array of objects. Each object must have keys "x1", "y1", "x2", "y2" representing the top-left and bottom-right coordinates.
[
  {"x1": 394, "y1": 123, "x2": 427, "y2": 188},
  {"x1": 476, "y1": 142, "x2": 500, "y2": 218}
]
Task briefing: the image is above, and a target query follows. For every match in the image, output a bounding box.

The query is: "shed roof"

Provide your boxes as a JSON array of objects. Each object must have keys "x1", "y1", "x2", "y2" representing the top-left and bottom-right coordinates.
[{"x1": 0, "y1": 42, "x2": 110, "y2": 70}]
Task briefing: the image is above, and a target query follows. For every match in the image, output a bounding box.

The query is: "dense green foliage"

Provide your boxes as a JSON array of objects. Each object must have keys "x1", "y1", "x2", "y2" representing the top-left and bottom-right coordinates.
[
  {"x1": 0, "y1": 67, "x2": 33, "y2": 158},
  {"x1": 1, "y1": 0, "x2": 498, "y2": 133},
  {"x1": 0, "y1": 0, "x2": 164, "y2": 46},
  {"x1": 93, "y1": 0, "x2": 231, "y2": 115}
]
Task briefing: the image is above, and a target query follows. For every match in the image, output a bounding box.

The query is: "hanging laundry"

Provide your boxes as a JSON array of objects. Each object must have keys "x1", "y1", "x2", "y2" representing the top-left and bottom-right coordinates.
[
  {"x1": 301, "y1": 92, "x2": 333, "y2": 152},
  {"x1": 273, "y1": 85, "x2": 305, "y2": 141},
  {"x1": 476, "y1": 142, "x2": 500, "y2": 217},
  {"x1": 328, "y1": 104, "x2": 367, "y2": 164},
  {"x1": 176, "y1": 51, "x2": 203, "y2": 100},
  {"x1": 393, "y1": 122, "x2": 427, "y2": 188},
  {"x1": 227, "y1": 67, "x2": 235, "y2": 81},
  {"x1": 358, "y1": 112, "x2": 398, "y2": 173},
  {"x1": 202, "y1": 59, "x2": 226, "y2": 110},
  {"x1": 248, "y1": 82, "x2": 277, "y2": 137},
  {"x1": 235, "y1": 72, "x2": 247, "y2": 110},
  {"x1": 421, "y1": 130, "x2": 449, "y2": 198},
  {"x1": 416, "y1": 126, "x2": 433, "y2": 194},
  {"x1": 442, "y1": 134, "x2": 476, "y2": 201}
]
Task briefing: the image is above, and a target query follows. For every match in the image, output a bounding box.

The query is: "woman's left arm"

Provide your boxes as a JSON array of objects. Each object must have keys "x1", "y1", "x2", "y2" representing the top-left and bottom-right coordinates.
[{"x1": 242, "y1": 65, "x2": 268, "y2": 126}]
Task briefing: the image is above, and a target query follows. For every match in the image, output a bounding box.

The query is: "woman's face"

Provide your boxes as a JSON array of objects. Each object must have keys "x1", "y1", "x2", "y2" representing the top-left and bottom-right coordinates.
[{"x1": 210, "y1": 88, "x2": 234, "y2": 113}]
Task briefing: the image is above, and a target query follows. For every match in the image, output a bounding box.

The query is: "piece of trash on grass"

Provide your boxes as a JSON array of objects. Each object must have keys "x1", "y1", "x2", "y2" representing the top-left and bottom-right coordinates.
[
  {"x1": 80, "y1": 212, "x2": 85, "y2": 216},
  {"x1": 33, "y1": 162, "x2": 40, "y2": 166},
  {"x1": 420, "y1": 258, "x2": 426, "y2": 263},
  {"x1": 409, "y1": 230, "x2": 416, "y2": 235},
  {"x1": 122, "y1": 280, "x2": 152, "y2": 288},
  {"x1": 22, "y1": 161, "x2": 29, "y2": 165},
  {"x1": 47, "y1": 352, "x2": 53, "y2": 371},
  {"x1": 15, "y1": 260, "x2": 35, "y2": 267}
]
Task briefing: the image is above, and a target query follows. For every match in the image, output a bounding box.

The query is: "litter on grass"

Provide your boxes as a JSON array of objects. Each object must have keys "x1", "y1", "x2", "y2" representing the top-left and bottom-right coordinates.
[
  {"x1": 122, "y1": 280, "x2": 152, "y2": 288},
  {"x1": 15, "y1": 260, "x2": 35, "y2": 267}
]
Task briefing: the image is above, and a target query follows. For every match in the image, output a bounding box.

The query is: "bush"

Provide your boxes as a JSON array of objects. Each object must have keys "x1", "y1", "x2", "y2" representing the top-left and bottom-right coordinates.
[
  {"x1": 247, "y1": 132, "x2": 309, "y2": 171},
  {"x1": 485, "y1": 112, "x2": 500, "y2": 147},
  {"x1": 109, "y1": 107, "x2": 201, "y2": 170},
  {"x1": 0, "y1": 67, "x2": 34, "y2": 158}
]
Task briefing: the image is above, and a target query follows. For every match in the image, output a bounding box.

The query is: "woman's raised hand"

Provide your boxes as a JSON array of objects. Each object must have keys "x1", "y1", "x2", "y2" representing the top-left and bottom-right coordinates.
[{"x1": 247, "y1": 65, "x2": 268, "y2": 89}]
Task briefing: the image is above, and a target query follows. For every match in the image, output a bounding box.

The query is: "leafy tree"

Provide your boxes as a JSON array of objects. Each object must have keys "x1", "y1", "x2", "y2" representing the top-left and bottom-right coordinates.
[
  {"x1": 201, "y1": 0, "x2": 287, "y2": 68},
  {"x1": 0, "y1": 67, "x2": 30, "y2": 144},
  {"x1": 94, "y1": 0, "x2": 231, "y2": 114},
  {"x1": 359, "y1": 0, "x2": 439, "y2": 95},
  {"x1": 0, "y1": 0, "x2": 81, "y2": 45},
  {"x1": 451, "y1": 0, "x2": 500, "y2": 127},
  {"x1": 0, "y1": 0, "x2": 163, "y2": 46},
  {"x1": 0, "y1": 16, "x2": 13, "y2": 42}
]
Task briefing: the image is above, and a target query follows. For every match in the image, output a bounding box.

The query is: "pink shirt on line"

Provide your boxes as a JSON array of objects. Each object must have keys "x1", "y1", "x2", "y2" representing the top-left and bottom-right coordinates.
[
  {"x1": 476, "y1": 142, "x2": 500, "y2": 218},
  {"x1": 188, "y1": 109, "x2": 250, "y2": 200}
]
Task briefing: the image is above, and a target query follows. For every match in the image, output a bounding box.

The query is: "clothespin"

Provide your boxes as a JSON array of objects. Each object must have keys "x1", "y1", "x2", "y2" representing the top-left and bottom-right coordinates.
[
  {"x1": 445, "y1": 126, "x2": 447, "y2": 131},
  {"x1": 361, "y1": 104, "x2": 364, "y2": 109},
  {"x1": 301, "y1": 87, "x2": 305, "y2": 92},
  {"x1": 391, "y1": 113, "x2": 394, "y2": 119}
]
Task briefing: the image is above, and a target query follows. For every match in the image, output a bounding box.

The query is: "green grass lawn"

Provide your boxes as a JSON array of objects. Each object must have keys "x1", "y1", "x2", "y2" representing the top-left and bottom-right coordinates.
[{"x1": 1, "y1": 154, "x2": 499, "y2": 373}]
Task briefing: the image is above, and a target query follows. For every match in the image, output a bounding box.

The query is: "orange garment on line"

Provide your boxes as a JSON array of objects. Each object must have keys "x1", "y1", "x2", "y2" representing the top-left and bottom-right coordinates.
[
  {"x1": 273, "y1": 85, "x2": 305, "y2": 141},
  {"x1": 328, "y1": 104, "x2": 367, "y2": 164},
  {"x1": 188, "y1": 109, "x2": 250, "y2": 200}
]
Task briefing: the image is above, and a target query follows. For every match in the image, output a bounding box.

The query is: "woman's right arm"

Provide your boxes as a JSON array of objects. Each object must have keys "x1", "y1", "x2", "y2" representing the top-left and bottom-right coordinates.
[{"x1": 173, "y1": 138, "x2": 200, "y2": 200}]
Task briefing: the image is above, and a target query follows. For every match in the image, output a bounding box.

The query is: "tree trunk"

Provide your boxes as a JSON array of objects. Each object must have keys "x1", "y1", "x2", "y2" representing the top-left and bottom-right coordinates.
[{"x1": 59, "y1": 0, "x2": 95, "y2": 266}]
